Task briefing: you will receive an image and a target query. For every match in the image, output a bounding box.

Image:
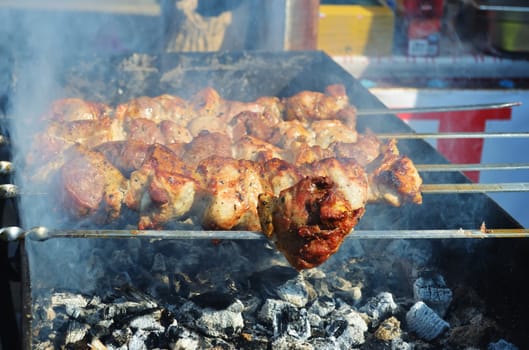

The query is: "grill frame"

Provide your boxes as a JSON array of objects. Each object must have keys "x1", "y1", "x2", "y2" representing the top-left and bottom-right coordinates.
[{"x1": 1, "y1": 50, "x2": 527, "y2": 348}]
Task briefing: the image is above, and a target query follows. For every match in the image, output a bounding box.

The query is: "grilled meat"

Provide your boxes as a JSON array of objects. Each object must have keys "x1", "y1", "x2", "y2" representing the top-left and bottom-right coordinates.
[
  {"x1": 257, "y1": 176, "x2": 364, "y2": 270},
  {"x1": 196, "y1": 156, "x2": 270, "y2": 231},
  {"x1": 61, "y1": 145, "x2": 128, "y2": 222},
  {"x1": 24, "y1": 85, "x2": 424, "y2": 269}
]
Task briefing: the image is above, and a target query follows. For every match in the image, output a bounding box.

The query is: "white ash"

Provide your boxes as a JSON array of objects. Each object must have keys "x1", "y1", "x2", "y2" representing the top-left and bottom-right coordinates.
[
  {"x1": 308, "y1": 296, "x2": 336, "y2": 317},
  {"x1": 406, "y1": 301, "x2": 449, "y2": 341},
  {"x1": 194, "y1": 300, "x2": 244, "y2": 338},
  {"x1": 488, "y1": 339, "x2": 520, "y2": 350},
  {"x1": 413, "y1": 273, "x2": 453, "y2": 317},
  {"x1": 359, "y1": 291, "x2": 398, "y2": 327},
  {"x1": 276, "y1": 274, "x2": 310, "y2": 308}
]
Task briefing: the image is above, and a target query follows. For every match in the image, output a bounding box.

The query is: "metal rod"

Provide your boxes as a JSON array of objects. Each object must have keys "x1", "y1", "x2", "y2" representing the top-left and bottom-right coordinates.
[
  {"x1": 357, "y1": 101, "x2": 522, "y2": 116},
  {"x1": 421, "y1": 182, "x2": 529, "y2": 193},
  {"x1": 416, "y1": 163, "x2": 529, "y2": 172},
  {"x1": 2, "y1": 226, "x2": 527, "y2": 241},
  {"x1": 377, "y1": 131, "x2": 529, "y2": 140},
  {"x1": 3, "y1": 181, "x2": 529, "y2": 200}
]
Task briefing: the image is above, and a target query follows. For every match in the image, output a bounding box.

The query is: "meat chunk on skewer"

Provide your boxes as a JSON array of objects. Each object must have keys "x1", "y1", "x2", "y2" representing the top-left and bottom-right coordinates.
[
  {"x1": 61, "y1": 145, "x2": 128, "y2": 223},
  {"x1": 257, "y1": 176, "x2": 364, "y2": 270},
  {"x1": 367, "y1": 139, "x2": 423, "y2": 206},
  {"x1": 124, "y1": 144, "x2": 198, "y2": 229},
  {"x1": 196, "y1": 156, "x2": 270, "y2": 231}
]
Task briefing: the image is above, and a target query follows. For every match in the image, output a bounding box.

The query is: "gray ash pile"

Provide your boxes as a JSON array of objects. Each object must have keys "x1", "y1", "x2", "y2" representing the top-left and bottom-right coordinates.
[{"x1": 27, "y1": 237, "x2": 521, "y2": 350}]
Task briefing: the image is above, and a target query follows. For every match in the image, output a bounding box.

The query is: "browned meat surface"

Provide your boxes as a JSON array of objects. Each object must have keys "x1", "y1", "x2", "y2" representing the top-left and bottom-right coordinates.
[
  {"x1": 333, "y1": 132, "x2": 382, "y2": 166},
  {"x1": 182, "y1": 131, "x2": 232, "y2": 169},
  {"x1": 311, "y1": 119, "x2": 357, "y2": 148},
  {"x1": 367, "y1": 139, "x2": 423, "y2": 206},
  {"x1": 262, "y1": 158, "x2": 302, "y2": 196},
  {"x1": 230, "y1": 110, "x2": 280, "y2": 142},
  {"x1": 61, "y1": 145, "x2": 128, "y2": 222},
  {"x1": 233, "y1": 136, "x2": 283, "y2": 162},
  {"x1": 257, "y1": 176, "x2": 364, "y2": 270},
  {"x1": 309, "y1": 158, "x2": 368, "y2": 211},
  {"x1": 196, "y1": 156, "x2": 269, "y2": 231},
  {"x1": 124, "y1": 144, "x2": 197, "y2": 229},
  {"x1": 94, "y1": 140, "x2": 150, "y2": 177},
  {"x1": 283, "y1": 87, "x2": 349, "y2": 122}
]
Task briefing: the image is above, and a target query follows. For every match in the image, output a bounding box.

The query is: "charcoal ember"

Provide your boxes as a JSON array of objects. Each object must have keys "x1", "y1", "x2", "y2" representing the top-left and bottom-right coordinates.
[
  {"x1": 406, "y1": 301, "x2": 449, "y2": 341},
  {"x1": 127, "y1": 329, "x2": 150, "y2": 350},
  {"x1": 276, "y1": 275, "x2": 311, "y2": 308},
  {"x1": 271, "y1": 335, "x2": 313, "y2": 350},
  {"x1": 249, "y1": 266, "x2": 299, "y2": 298},
  {"x1": 326, "y1": 275, "x2": 363, "y2": 304},
  {"x1": 374, "y1": 316, "x2": 401, "y2": 341},
  {"x1": 128, "y1": 310, "x2": 166, "y2": 332},
  {"x1": 191, "y1": 291, "x2": 237, "y2": 310},
  {"x1": 258, "y1": 299, "x2": 311, "y2": 340},
  {"x1": 413, "y1": 273, "x2": 453, "y2": 317},
  {"x1": 51, "y1": 292, "x2": 89, "y2": 309},
  {"x1": 194, "y1": 299, "x2": 245, "y2": 338},
  {"x1": 488, "y1": 339, "x2": 520, "y2": 350},
  {"x1": 235, "y1": 331, "x2": 270, "y2": 350},
  {"x1": 110, "y1": 328, "x2": 133, "y2": 347},
  {"x1": 391, "y1": 338, "x2": 414, "y2": 350},
  {"x1": 308, "y1": 296, "x2": 336, "y2": 318},
  {"x1": 325, "y1": 317, "x2": 366, "y2": 349},
  {"x1": 359, "y1": 292, "x2": 398, "y2": 327},
  {"x1": 64, "y1": 320, "x2": 90, "y2": 344}
]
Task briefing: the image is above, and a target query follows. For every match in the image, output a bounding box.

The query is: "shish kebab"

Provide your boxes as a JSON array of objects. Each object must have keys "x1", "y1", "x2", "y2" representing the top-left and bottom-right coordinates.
[{"x1": 4, "y1": 86, "x2": 526, "y2": 269}]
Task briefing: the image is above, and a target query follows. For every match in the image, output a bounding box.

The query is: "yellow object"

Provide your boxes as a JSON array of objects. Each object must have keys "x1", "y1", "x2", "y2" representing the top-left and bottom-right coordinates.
[{"x1": 318, "y1": 3, "x2": 395, "y2": 56}]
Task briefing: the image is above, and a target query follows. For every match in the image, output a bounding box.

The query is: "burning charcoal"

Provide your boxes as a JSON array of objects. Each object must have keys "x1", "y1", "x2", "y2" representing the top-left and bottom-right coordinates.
[
  {"x1": 406, "y1": 301, "x2": 449, "y2": 341},
  {"x1": 488, "y1": 339, "x2": 520, "y2": 350},
  {"x1": 391, "y1": 338, "x2": 413, "y2": 350},
  {"x1": 373, "y1": 316, "x2": 401, "y2": 341},
  {"x1": 276, "y1": 275, "x2": 310, "y2": 308},
  {"x1": 249, "y1": 266, "x2": 299, "y2": 298},
  {"x1": 359, "y1": 292, "x2": 398, "y2": 327},
  {"x1": 191, "y1": 291, "x2": 236, "y2": 310},
  {"x1": 327, "y1": 276, "x2": 362, "y2": 304},
  {"x1": 258, "y1": 299, "x2": 311, "y2": 340},
  {"x1": 325, "y1": 317, "x2": 366, "y2": 349},
  {"x1": 128, "y1": 309, "x2": 165, "y2": 332},
  {"x1": 51, "y1": 292, "x2": 89, "y2": 309},
  {"x1": 271, "y1": 335, "x2": 312, "y2": 350},
  {"x1": 194, "y1": 299, "x2": 245, "y2": 338},
  {"x1": 413, "y1": 274, "x2": 453, "y2": 317},
  {"x1": 111, "y1": 328, "x2": 133, "y2": 347},
  {"x1": 64, "y1": 320, "x2": 90, "y2": 344},
  {"x1": 308, "y1": 296, "x2": 336, "y2": 317}
]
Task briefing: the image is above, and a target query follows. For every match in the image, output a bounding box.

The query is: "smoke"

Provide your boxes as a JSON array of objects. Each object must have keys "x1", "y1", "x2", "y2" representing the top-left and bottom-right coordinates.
[{"x1": 2, "y1": 7, "x2": 162, "y2": 229}]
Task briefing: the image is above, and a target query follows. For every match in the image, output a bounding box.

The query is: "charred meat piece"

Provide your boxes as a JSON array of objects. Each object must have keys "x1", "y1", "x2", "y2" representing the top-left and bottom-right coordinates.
[
  {"x1": 124, "y1": 144, "x2": 197, "y2": 229},
  {"x1": 258, "y1": 176, "x2": 364, "y2": 270},
  {"x1": 94, "y1": 140, "x2": 150, "y2": 177},
  {"x1": 367, "y1": 139, "x2": 423, "y2": 206},
  {"x1": 233, "y1": 135, "x2": 284, "y2": 163},
  {"x1": 61, "y1": 145, "x2": 128, "y2": 222},
  {"x1": 282, "y1": 84, "x2": 349, "y2": 122},
  {"x1": 262, "y1": 158, "x2": 302, "y2": 196},
  {"x1": 183, "y1": 131, "x2": 232, "y2": 169},
  {"x1": 230, "y1": 110, "x2": 280, "y2": 142},
  {"x1": 196, "y1": 156, "x2": 270, "y2": 231},
  {"x1": 332, "y1": 132, "x2": 382, "y2": 167},
  {"x1": 309, "y1": 158, "x2": 368, "y2": 211}
]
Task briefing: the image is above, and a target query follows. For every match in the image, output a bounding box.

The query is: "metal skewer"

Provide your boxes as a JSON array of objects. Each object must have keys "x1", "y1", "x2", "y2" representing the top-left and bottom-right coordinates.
[
  {"x1": 377, "y1": 131, "x2": 529, "y2": 140},
  {"x1": 357, "y1": 101, "x2": 522, "y2": 116},
  {"x1": 2, "y1": 226, "x2": 528, "y2": 242},
  {"x1": 416, "y1": 163, "x2": 529, "y2": 172},
  {"x1": 421, "y1": 182, "x2": 529, "y2": 193}
]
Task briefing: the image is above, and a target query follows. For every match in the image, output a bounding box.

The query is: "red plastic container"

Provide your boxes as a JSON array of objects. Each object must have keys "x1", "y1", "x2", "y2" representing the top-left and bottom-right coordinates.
[{"x1": 403, "y1": 0, "x2": 444, "y2": 18}]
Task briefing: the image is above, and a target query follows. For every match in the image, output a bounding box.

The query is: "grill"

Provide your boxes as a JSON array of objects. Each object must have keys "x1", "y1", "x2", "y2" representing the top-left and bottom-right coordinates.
[{"x1": 1, "y1": 51, "x2": 528, "y2": 349}]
